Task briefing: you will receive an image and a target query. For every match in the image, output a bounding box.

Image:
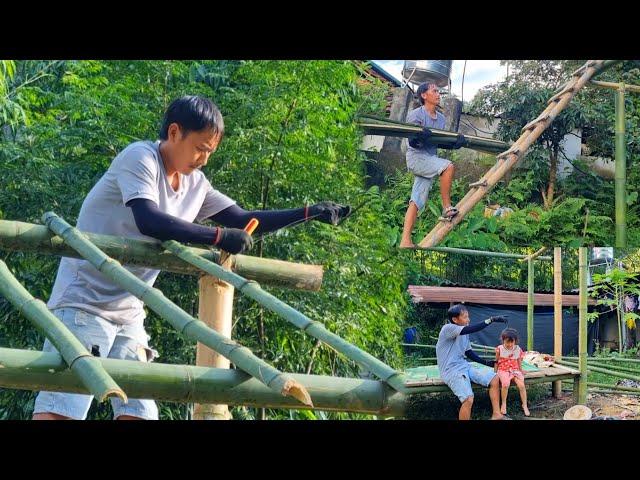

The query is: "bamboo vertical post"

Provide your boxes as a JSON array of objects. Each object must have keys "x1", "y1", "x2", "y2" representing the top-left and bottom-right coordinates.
[
  {"x1": 193, "y1": 272, "x2": 235, "y2": 420},
  {"x1": 615, "y1": 86, "x2": 627, "y2": 248},
  {"x1": 553, "y1": 247, "x2": 563, "y2": 398},
  {"x1": 527, "y1": 257, "x2": 534, "y2": 351},
  {"x1": 576, "y1": 247, "x2": 588, "y2": 405}
]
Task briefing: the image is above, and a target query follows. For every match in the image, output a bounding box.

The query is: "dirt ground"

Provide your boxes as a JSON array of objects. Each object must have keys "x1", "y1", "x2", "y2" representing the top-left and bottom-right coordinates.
[{"x1": 521, "y1": 391, "x2": 640, "y2": 420}]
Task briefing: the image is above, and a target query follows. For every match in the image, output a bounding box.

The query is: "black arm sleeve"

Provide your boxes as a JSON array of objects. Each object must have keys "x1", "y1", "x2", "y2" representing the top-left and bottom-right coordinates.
[
  {"x1": 127, "y1": 198, "x2": 219, "y2": 245},
  {"x1": 459, "y1": 321, "x2": 490, "y2": 336},
  {"x1": 208, "y1": 203, "x2": 306, "y2": 235},
  {"x1": 465, "y1": 349, "x2": 493, "y2": 367}
]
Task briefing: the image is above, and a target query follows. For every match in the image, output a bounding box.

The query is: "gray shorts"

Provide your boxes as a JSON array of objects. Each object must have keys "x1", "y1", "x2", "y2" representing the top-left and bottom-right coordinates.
[
  {"x1": 33, "y1": 307, "x2": 159, "y2": 420},
  {"x1": 406, "y1": 150, "x2": 452, "y2": 211}
]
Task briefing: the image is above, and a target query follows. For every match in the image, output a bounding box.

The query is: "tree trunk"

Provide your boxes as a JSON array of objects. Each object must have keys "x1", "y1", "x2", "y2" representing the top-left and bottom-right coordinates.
[{"x1": 545, "y1": 145, "x2": 558, "y2": 210}]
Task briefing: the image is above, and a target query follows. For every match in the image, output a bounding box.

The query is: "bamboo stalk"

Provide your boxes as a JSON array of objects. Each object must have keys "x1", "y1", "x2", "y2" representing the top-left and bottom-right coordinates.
[
  {"x1": 586, "y1": 361, "x2": 640, "y2": 375},
  {"x1": 558, "y1": 359, "x2": 640, "y2": 382},
  {"x1": 418, "y1": 60, "x2": 612, "y2": 248},
  {"x1": 414, "y1": 245, "x2": 552, "y2": 261},
  {"x1": 588, "y1": 389, "x2": 640, "y2": 396},
  {"x1": 0, "y1": 347, "x2": 577, "y2": 405},
  {"x1": 586, "y1": 382, "x2": 640, "y2": 393},
  {"x1": 0, "y1": 219, "x2": 323, "y2": 291},
  {"x1": 563, "y1": 356, "x2": 640, "y2": 363},
  {"x1": 161, "y1": 239, "x2": 411, "y2": 394},
  {"x1": 193, "y1": 274, "x2": 234, "y2": 420},
  {"x1": 577, "y1": 247, "x2": 589, "y2": 404},
  {"x1": 42, "y1": 212, "x2": 312, "y2": 406},
  {"x1": 357, "y1": 120, "x2": 509, "y2": 154},
  {"x1": 615, "y1": 86, "x2": 627, "y2": 248},
  {"x1": 527, "y1": 256, "x2": 535, "y2": 351},
  {"x1": 0, "y1": 260, "x2": 126, "y2": 403},
  {"x1": 591, "y1": 80, "x2": 640, "y2": 93},
  {"x1": 0, "y1": 348, "x2": 406, "y2": 416},
  {"x1": 553, "y1": 247, "x2": 562, "y2": 398}
]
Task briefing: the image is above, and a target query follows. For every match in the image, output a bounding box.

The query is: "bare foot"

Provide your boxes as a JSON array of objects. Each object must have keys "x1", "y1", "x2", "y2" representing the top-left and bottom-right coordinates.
[
  {"x1": 523, "y1": 407, "x2": 530, "y2": 417},
  {"x1": 500, "y1": 406, "x2": 507, "y2": 415},
  {"x1": 399, "y1": 240, "x2": 416, "y2": 249},
  {"x1": 490, "y1": 413, "x2": 505, "y2": 420}
]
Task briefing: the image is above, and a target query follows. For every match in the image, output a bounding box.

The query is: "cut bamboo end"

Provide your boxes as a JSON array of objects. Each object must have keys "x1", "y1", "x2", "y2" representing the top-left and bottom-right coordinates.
[
  {"x1": 282, "y1": 381, "x2": 314, "y2": 407},
  {"x1": 99, "y1": 388, "x2": 128, "y2": 404}
]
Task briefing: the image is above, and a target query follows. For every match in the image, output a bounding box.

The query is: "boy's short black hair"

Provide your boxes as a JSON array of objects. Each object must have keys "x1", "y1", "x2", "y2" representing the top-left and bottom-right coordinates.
[
  {"x1": 159, "y1": 95, "x2": 224, "y2": 141},
  {"x1": 416, "y1": 82, "x2": 438, "y2": 105},
  {"x1": 500, "y1": 328, "x2": 519, "y2": 343},
  {"x1": 448, "y1": 304, "x2": 468, "y2": 322}
]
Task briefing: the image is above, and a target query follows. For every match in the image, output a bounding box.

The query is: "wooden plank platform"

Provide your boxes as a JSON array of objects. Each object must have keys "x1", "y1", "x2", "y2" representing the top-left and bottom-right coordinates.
[{"x1": 402, "y1": 362, "x2": 580, "y2": 393}]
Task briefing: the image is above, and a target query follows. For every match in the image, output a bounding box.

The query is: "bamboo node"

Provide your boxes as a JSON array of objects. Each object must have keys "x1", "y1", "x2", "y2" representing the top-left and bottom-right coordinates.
[{"x1": 283, "y1": 380, "x2": 314, "y2": 407}]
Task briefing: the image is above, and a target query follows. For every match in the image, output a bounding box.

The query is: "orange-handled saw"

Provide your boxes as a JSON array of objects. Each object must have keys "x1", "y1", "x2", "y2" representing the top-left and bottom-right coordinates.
[{"x1": 219, "y1": 218, "x2": 259, "y2": 264}]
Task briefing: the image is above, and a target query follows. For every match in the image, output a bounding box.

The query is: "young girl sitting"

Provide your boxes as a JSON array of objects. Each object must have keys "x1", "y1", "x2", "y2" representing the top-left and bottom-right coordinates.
[{"x1": 494, "y1": 328, "x2": 530, "y2": 417}]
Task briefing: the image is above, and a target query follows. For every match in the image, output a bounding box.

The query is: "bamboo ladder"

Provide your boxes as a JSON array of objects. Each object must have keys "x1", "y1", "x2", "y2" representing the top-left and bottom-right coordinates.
[{"x1": 417, "y1": 60, "x2": 621, "y2": 248}]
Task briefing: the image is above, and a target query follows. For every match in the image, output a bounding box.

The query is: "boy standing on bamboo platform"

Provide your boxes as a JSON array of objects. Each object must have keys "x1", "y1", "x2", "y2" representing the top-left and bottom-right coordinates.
[
  {"x1": 436, "y1": 304, "x2": 508, "y2": 420},
  {"x1": 33, "y1": 95, "x2": 351, "y2": 421},
  {"x1": 400, "y1": 82, "x2": 466, "y2": 249}
]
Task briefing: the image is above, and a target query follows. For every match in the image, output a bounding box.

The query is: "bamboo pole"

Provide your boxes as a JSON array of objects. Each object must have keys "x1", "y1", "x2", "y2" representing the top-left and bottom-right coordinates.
[
  {"x1": 0, "y1": 260, "x2": 126, "y2": 403},
  {"x1": 0, "y1": 219, "x2": 323, "y2": 291},
  {"x1": 615, "y1": 86, "x2": 627, "y2": 248},
  {"x1": 558, "y1": 359, "x2": 640, "y2": 382},
  {"x1": 527, "y1": 256, "x2": 534, "y2": 351},
  {"x1": 0, "y1": 347, "x2": 577, "y2": 407},
  {"x1": 577, "y1": 247, "x2": 588, "y2": 404},
  {"x1": 591, "y1": 80, "x2": 640, "y2": 93},
  {"x1": 414, "y1": 245, "x2": 552, "y2": 261},
  {"x1": 553, "y1": 247, "x2": 563, "y2": 398},
  {"x1": 586, "y1": 382, "x2": 640, "y2": 393},
  {"x1": 563, "y1": 356, "x2": 640, "y2": 363},
  {"x1": 42, "y1": 212, "x2": 313, "y2": 406},
  {"x1": 161, "y1": 239, "x2": 411, "y2": 394},
  {"x1": 357, "y1": 119, "x2": 509, "y2": 154},
  {"x1": 0, "y1": 348, "x2": 406, "y2": 416},
  {"x1": 193, "y1": 274, "x2": 234, "y2": 420},
  {"x1": 585, "y1": 361, "x2": 640, "y2": 375},
  {"x1": 418, "y1": 60, "x2": 614, "y2": 248}
]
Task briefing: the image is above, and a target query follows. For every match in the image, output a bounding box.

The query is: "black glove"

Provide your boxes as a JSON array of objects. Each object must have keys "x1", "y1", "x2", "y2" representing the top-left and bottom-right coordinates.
[
  {"x1": 439, "y1": 133, "x2": 467, "y2": 150},
  {"x1": 308, "y1": 201, "x2": 352, "y2": 225},
  {"x1": 487, "y1": 315, "x2": 508, "y2": 324},
  {"x1": 408, "y1": 127, "x2": 433, "y2": 149},
  {"x1": 215, "y1": 227, "x2": 253, "y2": 255}
]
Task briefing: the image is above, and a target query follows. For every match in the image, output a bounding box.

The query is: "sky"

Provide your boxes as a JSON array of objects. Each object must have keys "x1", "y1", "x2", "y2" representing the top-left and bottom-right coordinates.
[{"x1": 372, "y1": 60, "x2": 508, "y2": 104}]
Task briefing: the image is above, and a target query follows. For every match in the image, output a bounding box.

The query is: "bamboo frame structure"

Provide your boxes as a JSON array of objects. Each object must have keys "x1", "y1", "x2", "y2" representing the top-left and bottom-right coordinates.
[
  {"x1": 42, "y1": 212, "x2": 313, "y2": 406},
  {"x1": 161, "y1": 239, "x2": 413, "y2": 394},
  {"x1": 0, "y1": 219, "x2": 323, "y2": 291},
  {"x1": 418, "y1": 60, "x2": 622, "y2": 248},
  {"x1": 0, "y1": 347, "x2": 577, "y2": 414},
  {"x1": 0, "y1": 261, "x2": 126, "y2": 403}
]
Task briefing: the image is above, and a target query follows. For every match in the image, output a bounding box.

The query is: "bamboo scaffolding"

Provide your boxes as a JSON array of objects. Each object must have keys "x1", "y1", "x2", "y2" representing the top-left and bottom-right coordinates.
[
  {"x1": 418, "y1": 60, "x2": 620, "y2": 248},
  {"x1": 527, "y1": 256, "x2": 535, "y2": 351},
  {"x1": 0, "y1": 260, "x2": 126, "y2": 403},
  {"x1": 161, "y1": 239, "x2": 411, "y2": 394},
  {"x1": 42, "y1": 212, "x2": 312, "y2": 406},
  {"x1": 0, "y1": 348, "x2": 405, "y2": 416},
  {"x1": 0, "y1": 219, "x2": 322, "y2": 291}
]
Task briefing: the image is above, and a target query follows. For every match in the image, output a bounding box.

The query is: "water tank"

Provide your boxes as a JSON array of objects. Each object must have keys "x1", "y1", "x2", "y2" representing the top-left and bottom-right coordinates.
[{"x1": 402, "y1": 60, "x2": 453, "y2": 87}]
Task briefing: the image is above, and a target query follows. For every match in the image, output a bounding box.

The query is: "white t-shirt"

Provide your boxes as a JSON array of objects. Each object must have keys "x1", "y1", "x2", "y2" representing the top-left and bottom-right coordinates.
[{"x1": 47, "y1": 140, "x2": 235, "y2": 325}]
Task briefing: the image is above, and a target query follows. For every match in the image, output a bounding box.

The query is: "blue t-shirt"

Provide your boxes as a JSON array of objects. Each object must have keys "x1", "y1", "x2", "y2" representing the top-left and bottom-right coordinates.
[{"x1": 436, "y1": 323, "x2": 471, "y2": 382}]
